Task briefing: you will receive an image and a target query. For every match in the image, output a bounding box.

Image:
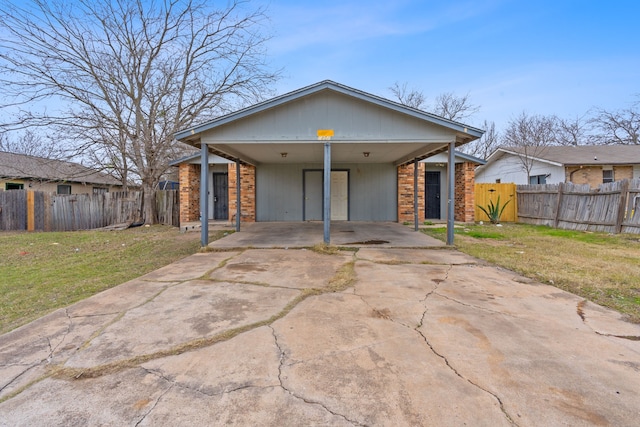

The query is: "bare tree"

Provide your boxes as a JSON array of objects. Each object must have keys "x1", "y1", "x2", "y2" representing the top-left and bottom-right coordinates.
[
  {"x1": 0, "y1": 130, "x2": 64, "y2": 159},
  {"x1": 389, "y1": 82, "x2": 426, "y2": 109},
  {"x1": 390, "y1": 83, "x2": 479, "y2": 123},
  {"x1": 459, "y1": 120, "x2": 499, "y2": 159},
  {"x1": 589, "y1": 97, "x2": 640, "y2": 145},
  {"x1": 0, "y1": 0, "x2": 279, "y2": 223},
  {"x1": 555, "y1": 114, "x2": 590, "y2": 146},
  {"x1": 502, "y1": 112, "x2": 557, "y2": 182},
  {"x1": 432, "y1": 92, "x2": 480, "y2": 122}
]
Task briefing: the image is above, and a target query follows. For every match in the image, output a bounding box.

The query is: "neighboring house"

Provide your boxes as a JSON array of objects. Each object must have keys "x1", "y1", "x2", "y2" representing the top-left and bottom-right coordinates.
[
  {"x1": 475, "y1": 145, "x2": 640, "y2": 187},
  {"x1": 0, "y1": 151, "x2": 123, "y2": 194},
  {"x1": 173, "y1": 80, "x2": 484, "y2": 236}
]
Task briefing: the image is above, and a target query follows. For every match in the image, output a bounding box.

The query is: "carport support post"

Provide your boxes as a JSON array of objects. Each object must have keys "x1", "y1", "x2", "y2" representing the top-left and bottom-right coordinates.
[
  {"x1": 413, "y1": 158, "x2": 419, "y2": 231},
  {"x1": 235, "y1": 158, "x2": 241, "y2": 232},
  {"x1": 447, "y1": 141, "x2": 455, "y2": 245},
  {"x1": 200, "y1": 143, "x2": 209, "y2": 247},
  {"x1": 323, "y1": 142, "x2": 331, "y2": 244}
]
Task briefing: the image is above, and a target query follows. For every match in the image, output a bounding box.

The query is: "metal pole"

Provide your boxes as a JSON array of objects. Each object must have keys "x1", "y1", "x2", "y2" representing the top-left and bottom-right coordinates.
[
  {"x1": 235, "y1": 158, "x2": 241, "y2": 232},
  {"x1": 413, "y1": 158, "x2": 419, "y2": 231},
  {"x1": 447, "y1": 142, "x2": 455, "y2": 245},
  {"x1": 200, "y1": 143, "x2": 209, "y2": 247},
  {"x1": 323, "y1": 142, "x2": 331, "y2": 244}
]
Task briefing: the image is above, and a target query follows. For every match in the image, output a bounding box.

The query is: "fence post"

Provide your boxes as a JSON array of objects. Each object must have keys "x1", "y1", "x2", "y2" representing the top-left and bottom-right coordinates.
[
  {"x1": 553, "y1": 182, "x2": 564, "y2": 228},
  {"x1": 27, "y1": 190, "x2": 35, "y2": 231},
  {"x1": 615, "y1": 179, "x2": 630, "y2": 234}
]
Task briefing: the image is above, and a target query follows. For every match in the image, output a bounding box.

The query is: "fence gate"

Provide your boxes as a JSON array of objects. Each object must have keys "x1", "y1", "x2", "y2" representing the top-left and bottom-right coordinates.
[{"x1": 474, "y1": 183, "x2": 518, "y2": 222}]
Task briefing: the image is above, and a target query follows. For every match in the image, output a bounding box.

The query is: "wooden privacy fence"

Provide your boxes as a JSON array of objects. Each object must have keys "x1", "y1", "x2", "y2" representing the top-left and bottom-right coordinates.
[
  {"x1": 475, "y1": 183, "x2": 518, "y2": 222},
  {"x1": 0, "y1": 190, "x2": 179, "y2": 232},
  {"x1": 516, "y1": 179, "x2": 640, "y2": 234}
]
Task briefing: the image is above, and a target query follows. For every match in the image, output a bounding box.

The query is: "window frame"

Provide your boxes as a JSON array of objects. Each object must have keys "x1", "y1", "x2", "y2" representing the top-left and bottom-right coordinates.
[{"x1": 57, "y1": 184, "x2": 72, "y2": 195}]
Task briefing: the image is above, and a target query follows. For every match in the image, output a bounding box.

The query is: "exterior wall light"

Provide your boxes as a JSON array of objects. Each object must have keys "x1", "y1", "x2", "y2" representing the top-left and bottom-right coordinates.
[
  {"x1": 281, "y1": 152, "x2": 287, "y2": 158},
  {"x1": 363, "y1": 152, "x2": 370, "y2": 157}
]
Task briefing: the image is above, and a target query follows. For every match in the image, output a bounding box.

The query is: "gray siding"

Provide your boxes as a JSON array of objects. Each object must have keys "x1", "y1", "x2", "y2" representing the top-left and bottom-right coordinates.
[{"x1": 256, "y1": 163, "x2": 397, "y2": 221}]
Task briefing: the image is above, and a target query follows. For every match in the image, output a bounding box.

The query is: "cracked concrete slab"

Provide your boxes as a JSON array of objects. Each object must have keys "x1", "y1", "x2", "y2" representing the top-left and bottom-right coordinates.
[
  {"x1": 65, "y1": 280, "x2": 300, "y2": 368},
  {"x1": 138, "y1": 251, "x2": 239, "y2": 282},
  {"x1": 209, "y1": 248, "x2": 353, "y2": 289},
  {"x1": 1, "y1": 246, "x2": 640, "y2": 426},
  {"x1": 357, "y1": 247, "x2": 481, "y2": 265}
]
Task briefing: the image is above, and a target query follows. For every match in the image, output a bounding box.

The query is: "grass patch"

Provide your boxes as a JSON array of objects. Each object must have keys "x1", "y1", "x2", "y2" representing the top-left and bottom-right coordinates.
[
  {"x1": 0, "y1": 226, "x2": 227, "y2": 334},
  {"x1": 422, "y1": 223, "x2": 640, "y2": 323}
]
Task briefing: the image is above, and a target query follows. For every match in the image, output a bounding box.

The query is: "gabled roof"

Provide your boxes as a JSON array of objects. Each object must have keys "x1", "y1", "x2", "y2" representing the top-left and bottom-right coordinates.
[
  {"x1": 0, "y1": 151, "x2": 121, "y2": 185},
  {"x1": 174, "y1": 80, "x2": 484, "y2": 166},
  {"x1": 175, "y1": 80, "x2": 484, "y2": 142},
  {"x1": 486, "y1": 145, "x2": 640, "y2": 167}
]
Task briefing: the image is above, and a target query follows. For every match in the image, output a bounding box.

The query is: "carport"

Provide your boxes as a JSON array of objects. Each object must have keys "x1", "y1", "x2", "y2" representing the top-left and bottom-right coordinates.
[{"x1": 174, "y1": 80, "x2": 483, "y2": 246}]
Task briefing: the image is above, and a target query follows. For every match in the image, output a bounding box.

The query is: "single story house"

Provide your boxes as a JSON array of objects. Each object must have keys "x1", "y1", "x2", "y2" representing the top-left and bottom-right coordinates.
[
  {"x1": 171, "y1": 149, "x2": 486, "y2": 224},
  {"x1": 0, "y1": 151, "x2": 122, "y2": 194},
  {"x1": 173, "y1": 80, "x2": 484, "y2": 244},
  {"x1": 475, "y1": 145, "x2": 640, "y2": 187}
]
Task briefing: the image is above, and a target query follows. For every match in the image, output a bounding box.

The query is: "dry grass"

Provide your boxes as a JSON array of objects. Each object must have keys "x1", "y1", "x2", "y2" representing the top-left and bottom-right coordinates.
[
  {"x1": 0, "y1": 226, "x2": 228, "y2": 334},
  {"x1": 422, "y1": 223, "x2": 640, "y2": 323}
]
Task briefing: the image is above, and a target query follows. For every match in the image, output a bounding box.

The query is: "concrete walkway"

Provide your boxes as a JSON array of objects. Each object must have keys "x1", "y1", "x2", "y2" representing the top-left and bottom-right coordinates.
[{"x1": 1, "y1": 243, "x2": 639, "y2": 425}]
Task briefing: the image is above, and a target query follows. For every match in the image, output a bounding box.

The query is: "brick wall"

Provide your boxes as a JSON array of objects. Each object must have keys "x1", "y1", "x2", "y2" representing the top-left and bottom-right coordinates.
[
  {"x1": 228, "y1": 163, "x2": 256, "y2": 222},
  {"x1": 566, "y1": 165, "x2": 633, "y2": 188},
  {"x1": 178, "y1": 163, "x2": 201, "y2": 223},
  {"x1": 397, "y1": 162, "x2": 425, "y2": 223},
  {"x1": 455, "y1": 162, "x2": 476, "y2": 222}
]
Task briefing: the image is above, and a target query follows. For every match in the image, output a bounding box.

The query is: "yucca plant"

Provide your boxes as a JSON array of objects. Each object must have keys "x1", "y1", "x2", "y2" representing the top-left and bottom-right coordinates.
[{"x1": 477, "y1": 196, "x2": 511, "y2": 224}]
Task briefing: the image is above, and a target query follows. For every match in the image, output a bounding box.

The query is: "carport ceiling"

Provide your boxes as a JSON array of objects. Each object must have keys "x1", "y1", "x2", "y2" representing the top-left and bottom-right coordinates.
[
  {"x1": 176, "y1": 80, "x2": 484, "y2": 166},
  {"x1": 205, "y1": 141, "x2": 450, "y2": 165}
]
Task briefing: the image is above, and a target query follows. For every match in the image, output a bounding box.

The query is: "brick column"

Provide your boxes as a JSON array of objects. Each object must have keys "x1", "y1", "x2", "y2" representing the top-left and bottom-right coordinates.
[
  {"x1": 179, "y1": 163, "x2": 201, "y2": 224},
  {"x1": 455, "y1": 162, "x2": 476, "y2": 222},
  {"x1": 397, "y1": 162, "x2": 425, "y2": 223},
  {"x1": 228, "y1": 163, "x2": 256, "y2": 222}
]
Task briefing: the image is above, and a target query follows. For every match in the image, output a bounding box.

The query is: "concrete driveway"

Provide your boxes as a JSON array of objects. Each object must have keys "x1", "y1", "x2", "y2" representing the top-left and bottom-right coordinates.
[{"x1": 1, "y1": 231, "x2": 640, "y2": 425}]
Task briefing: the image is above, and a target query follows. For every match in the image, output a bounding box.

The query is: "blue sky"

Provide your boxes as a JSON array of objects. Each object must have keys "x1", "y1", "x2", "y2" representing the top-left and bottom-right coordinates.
[{"x1": 260, "y1": 0, "x2": 640, "y2": 131}]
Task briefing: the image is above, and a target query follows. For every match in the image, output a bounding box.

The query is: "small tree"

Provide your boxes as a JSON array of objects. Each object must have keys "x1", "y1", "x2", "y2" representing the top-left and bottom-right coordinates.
[
  {"x1": 502, "y1": 112, "x2": 557, "y2": 182},
  {"x1": 460, "y1": 120, "x2": 499, "y2": 159}
]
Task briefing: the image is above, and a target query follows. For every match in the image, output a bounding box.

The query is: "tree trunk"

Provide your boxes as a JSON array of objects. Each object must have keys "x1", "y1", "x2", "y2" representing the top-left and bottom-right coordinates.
[{"x1": 142, "y1": 182, "x2": 157, "y2": 225}]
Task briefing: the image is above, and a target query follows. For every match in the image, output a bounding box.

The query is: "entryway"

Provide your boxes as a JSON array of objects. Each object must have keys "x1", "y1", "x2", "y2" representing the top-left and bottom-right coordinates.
[
  {"x1": 303, "y1": 170, "x2": 349, "y2": 221},
  {"x1": 425, "y1": 171, "x2": 441, "y2": 219},
  {"x1": 212, "y1": 172, "x2": 228, "y2": 220}
]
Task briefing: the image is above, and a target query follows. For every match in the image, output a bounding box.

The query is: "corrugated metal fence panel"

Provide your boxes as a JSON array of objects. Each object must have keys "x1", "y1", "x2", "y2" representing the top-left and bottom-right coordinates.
[
  {"x1": 622, "y1": 178, "x2": 640, "y2": 234},
  {"x1": 475, "y1": 183, "x2": 518, "y2": 222},
  {"x1": 0, "y1": 190, "x2": 27, "y2": 231}
]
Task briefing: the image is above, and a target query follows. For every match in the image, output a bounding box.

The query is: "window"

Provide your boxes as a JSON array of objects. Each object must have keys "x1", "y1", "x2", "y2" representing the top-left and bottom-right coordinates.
[
  {"x1": 57, "y1": 184, "x2": 72, "y2": 195},
  {"x1": 93, "y1": 187, "x2": 108, "y2": 194},
  {"x1": 495, "y1": 179, "x2": 501, "y2": 184},
  {"x1": 529, "y1": 174, "x2": 547, "y2": 185},
  {"x1": 5, "y1": 182, "x2": 24, "y2": 190},
  {"x1": 602, "y1": 169, "x2": 614, "y2": 183}
]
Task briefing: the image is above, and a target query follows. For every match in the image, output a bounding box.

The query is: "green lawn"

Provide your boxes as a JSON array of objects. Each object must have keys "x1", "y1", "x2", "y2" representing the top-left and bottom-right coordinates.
[
  {"x1": 422, "y1": 223, "x2": 640, "y2": 323},
  {"x1": 0, "y1": 226, "x2": 226, "y2": 334}
]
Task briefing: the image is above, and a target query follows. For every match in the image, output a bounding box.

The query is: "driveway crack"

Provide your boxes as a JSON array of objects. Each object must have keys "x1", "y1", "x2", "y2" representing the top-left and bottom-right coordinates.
[
  {"x1": 268, "y1": 325, "x2": 364, "y2": 426},
  {"x1": 134, "y1": 381, "x2": 174, "y2": 427},
  {"x1": 0, "y1": 363, "x2": 40, "y2": 395},
  {"x1": 46, "y1": 309, "x2": 73, "y2": 362},
  {"x1": 416, "y1": 265, "x2": 518, "y2": 426}
]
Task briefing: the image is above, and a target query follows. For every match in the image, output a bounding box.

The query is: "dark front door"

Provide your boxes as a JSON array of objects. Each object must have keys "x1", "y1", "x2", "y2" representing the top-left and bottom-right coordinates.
[
  {"x1": 213, "y1": 173, "x2": 228, "y2": 220},
  {"x1": 425, "y1": 171, "x2": 441, "y2": 219}
]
